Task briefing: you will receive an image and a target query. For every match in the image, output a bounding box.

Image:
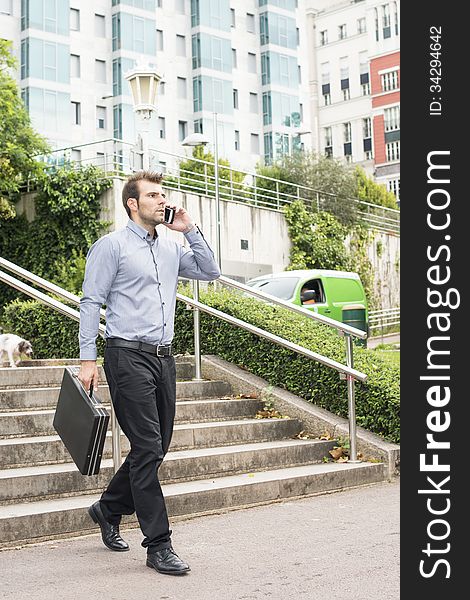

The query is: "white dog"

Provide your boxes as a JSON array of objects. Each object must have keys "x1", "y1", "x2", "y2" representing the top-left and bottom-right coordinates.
[{"x1": 0, "y1": 334, "x2": 33, "y2": 368}]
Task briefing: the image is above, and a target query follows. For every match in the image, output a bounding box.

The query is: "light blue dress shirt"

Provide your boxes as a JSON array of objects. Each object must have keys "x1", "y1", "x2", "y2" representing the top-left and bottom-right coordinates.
[{"x1": 79, "y1": 218, "x2": 221, "y2": 360}]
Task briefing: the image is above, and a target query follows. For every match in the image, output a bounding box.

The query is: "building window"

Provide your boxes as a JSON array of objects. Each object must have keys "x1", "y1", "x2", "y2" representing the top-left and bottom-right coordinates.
[
  {"x1": 381, "y1": 70, "x2": 399, "y2": 91},
  {"x1": 386, "y1": 140, "x2": 400, "y2": 161},
  {"x1": 159, "y1": 116, "x2": 166, "y2": 139},
  {"x1": 343, "y1": 122, "x2": 351, "y2": 143},
  {"x1": 71, "y1": 54, "x2": 80, "y2": 78},
  {"x1": 374, "y1": 8, "x2": 379, "y2": 41},
  {"x1": 70, "y1": 8, "x2": 80, "y2": 31},
  {"x1": 71, "y1": 101, "x2": 81, "y2": 125},
  {"x1": 20, "y1": 39, "x2": 28, "y2": 79},
  {"x1": 384, "y1": 106, "x2": 400, "y2": 131},
  {"x1": 177, "y1": 77, "x2": 187, "y2": 98},
  {"x1": 176, "y1": 34, "x2": 186, "y2": 56},
  {"x1": 157, "y1": 30, "x2": 164, "y2": 51},
  {"x1": 363, "y1": 118, "x2": 372, "y2": 159},
  {"x1": 362, "y1": 82, "x2": 370, "y2": 95},
  {"x1": 157, "y1": 0, "x2": 162, "y2": 7},
  {"x1": 235, "y1": 130, "x2": 240, "y2": 151},
  {"x1": 0, "y1": 0, "x2": 12, "y2": 15},
  {"x1": 233, "y1": 88, "x2": 238, "y2": 109},
  {"x1": 324, "y1": 126, "x2": 332, "y2": 157},
  {"x1": 95, "y1": 59, "x2": 106, "y2": 83},
  {"x1": 194, "y1": 118, "x2": 203, "y2": 134},
  {"x1": 382, "y1": 4, "x2": 391, "y2": 38},
  {"x1": 232, "y1": 48, "x2": 237, "y2": 68},
  {"x1": 262, "y1": 92, "x2": 272, "y2": 125},
  {"x1": 247, "y1": 13, "x2": 255, "y2": 33},
  {"x1": 251, "y1": 133, "x2": 259, "y2": 154},
  {"x1": 357, "y1": 17, "x2": 366, "y2": 34},
  {"x1": 387, "y1": 178, "x2": 400, "y2": 202},
  {"x1": 97, "y1": 106, "x2": 106, "y2": 129},
  {"x1": 298, "y1": 65, "x2": 301, "y2": 84},
  {"x1": 159, "y1": 81, "x2": 165, "y2": 95},
  {"x1": 231, "y1": 8, "x2": 235, "y2": 27},
  {"x1": 176, "y1": 0, "x2": 185, "y2": 13},
  {"x1": 342, "y1": 87, "x2": 350, "y2": 101},
  {"x1": 248, "y1": 52, "x2": 256, "y2": 73},
  {"x1": 193, "y1": 76, "x2": 202, "y2": 112},
  {"x1": 393, "y1": 1, "x2": 399, "y2": 35},
  {"x1": 323, "y1": 92, "x2": 331, "y2": 106},
  {"x1": 249, "y1": 92, "x2": 258, "y2": 113},
  {"x1": 178, "y1": 120, "x2": 188, "y2": 142},
  {"x1": 338, "y1": 24, "x2": 347, "y2": 40},
  {"x1": 71, "y1": 149, "x2": 81, "y2": 162},
  {"x1": 95, "y1": 14, "x2": 105, "y2": 37},
  {"x1": 319, "y1": 30, "x2": 328, "y2": 45},
  {"x1": 264, "y1": 132, "x2": 273, "y2": 164}
]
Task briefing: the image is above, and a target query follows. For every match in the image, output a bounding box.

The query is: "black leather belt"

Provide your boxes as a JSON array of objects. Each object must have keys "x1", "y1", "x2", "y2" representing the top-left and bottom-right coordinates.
[{"x1": 106, "y1": 338, "x2": 172, "y2": 357}]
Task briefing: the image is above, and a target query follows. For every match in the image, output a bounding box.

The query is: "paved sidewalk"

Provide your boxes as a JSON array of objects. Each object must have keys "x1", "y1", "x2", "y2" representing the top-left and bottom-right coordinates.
[{"x1": 1, "y1": 480, "x2": 399, "y2": 600}]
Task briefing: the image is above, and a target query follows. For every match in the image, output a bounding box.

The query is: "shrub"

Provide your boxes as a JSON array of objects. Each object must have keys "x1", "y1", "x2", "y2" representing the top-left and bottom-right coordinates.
[{"x1": 3, "y1": 285, "x2": 399, "y2": 443}]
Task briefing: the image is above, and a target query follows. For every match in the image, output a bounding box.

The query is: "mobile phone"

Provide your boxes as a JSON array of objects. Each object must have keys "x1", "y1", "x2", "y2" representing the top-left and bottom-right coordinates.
[{"x1": 164, "y1": 206, "x2": 175, "y2": 224}]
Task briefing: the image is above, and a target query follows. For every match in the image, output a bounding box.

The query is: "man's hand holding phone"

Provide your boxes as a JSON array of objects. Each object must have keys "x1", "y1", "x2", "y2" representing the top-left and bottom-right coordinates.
[{"x1": 163, "y1": 205, "x2": 195, "y2": 234}]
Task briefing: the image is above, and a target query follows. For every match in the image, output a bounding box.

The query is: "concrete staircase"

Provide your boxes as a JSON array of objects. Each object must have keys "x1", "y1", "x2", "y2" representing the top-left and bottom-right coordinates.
[{"x1": 0, "y1": 358, "x2": 385, "y2": 548}]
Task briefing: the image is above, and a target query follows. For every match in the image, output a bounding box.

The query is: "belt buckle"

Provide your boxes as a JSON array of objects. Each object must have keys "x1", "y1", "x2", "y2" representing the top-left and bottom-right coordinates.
[{"x1": 156, "y1": 345, "x2": 165, "y2": 357}]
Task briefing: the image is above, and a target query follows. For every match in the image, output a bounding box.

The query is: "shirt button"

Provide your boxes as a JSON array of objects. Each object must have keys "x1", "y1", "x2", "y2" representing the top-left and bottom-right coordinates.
[
  {"x1": 162, "y1": 302, "x2": 165, "y2": 305},
  {"x1": 164, "y1": 323, "x2": 167, "y2": 326}
]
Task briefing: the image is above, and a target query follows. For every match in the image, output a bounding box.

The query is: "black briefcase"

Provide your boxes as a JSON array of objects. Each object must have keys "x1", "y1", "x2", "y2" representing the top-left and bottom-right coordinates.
[{"x1": 53, "y1": 366, "x2": 109, "y2": 476}]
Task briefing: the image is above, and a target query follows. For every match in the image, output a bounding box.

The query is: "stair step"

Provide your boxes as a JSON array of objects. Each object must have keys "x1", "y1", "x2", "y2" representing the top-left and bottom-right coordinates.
[
  {"x1": 0, "y1": 461, "x2": 386, "y2": 547},
  {"x1": 0, "y1": 380, "x2": 232, "y2": 411},
  {"x1": 0, "y1": 439, "x2": 336, "y2": 504},
  {"x1": 0, "y1": 360, "x2": 196, "y2": 389},
  {"x1": 0, "y1": 418, "x2": 302, "y2": 467},
  {"x1": 0, "y1": 396, "x2": 264, "y2": 438}
]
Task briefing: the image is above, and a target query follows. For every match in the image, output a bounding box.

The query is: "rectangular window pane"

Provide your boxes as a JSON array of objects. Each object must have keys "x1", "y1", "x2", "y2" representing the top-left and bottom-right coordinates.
[
  {"x1": 177, "y1": 77, "x2": 187, "y2": 98},
  {"x1": 248, "y1": 53, "x2": 256, "y2": 73},
  {"x1": 70, "y1": 8, "x2": 80, "y2": 31},
  {"x1": 97, "y1": 106, "x2": 106, "y2": 129},
  {"x1": 95, "y1": 59, "x2": 106, "y2": 83},
  {"x1": 71, "y1": 54, "x2": 80, "y2": 78},
  {"x1": 251, "y1": 133, "x2": 259, "y2": 154},
  {"x1": 95, "y1": 14, "x2": 105, "y2": 37},
  {"x1": 176, "y1": 34, "x2": 186, "y2": 56}
]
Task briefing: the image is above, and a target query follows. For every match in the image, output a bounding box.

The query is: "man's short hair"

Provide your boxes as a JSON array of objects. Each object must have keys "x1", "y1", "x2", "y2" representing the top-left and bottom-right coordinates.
[{"x1": 122, "y1": 171, "x2": 164, "y2": 218}]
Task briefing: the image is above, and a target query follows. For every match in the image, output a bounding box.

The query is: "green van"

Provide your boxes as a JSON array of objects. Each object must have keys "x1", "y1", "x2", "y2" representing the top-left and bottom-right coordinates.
[{"x1": 246, "y1": 269, "x2": 368, "y2": 339}]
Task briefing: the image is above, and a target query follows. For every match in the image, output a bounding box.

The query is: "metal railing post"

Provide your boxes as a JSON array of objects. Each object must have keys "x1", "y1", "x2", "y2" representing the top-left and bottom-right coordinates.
[
  {"x1": 110, "y1": 400, "x2": 122, "y2": 472},
  {"x1": 192, "y1": 279, "x2": 203, "y2": 380},
  {"x1": 345, "y1": 334, "x2": 360, "y2": 463}
]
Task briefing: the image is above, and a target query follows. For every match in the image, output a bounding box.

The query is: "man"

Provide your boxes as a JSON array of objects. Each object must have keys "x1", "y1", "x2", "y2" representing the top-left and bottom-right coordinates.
[{"x1": 78, "y1": 171, "x2": 220, "y2": 576}]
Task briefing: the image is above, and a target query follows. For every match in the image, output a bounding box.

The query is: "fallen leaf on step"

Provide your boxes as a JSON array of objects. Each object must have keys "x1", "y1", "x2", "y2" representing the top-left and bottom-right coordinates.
[
  {"x1": 336, "y1": 456, "x2": 349, "y2": 463},
  {"x1": 329, "y1": 447, "x2": 344, "y2": 460}
]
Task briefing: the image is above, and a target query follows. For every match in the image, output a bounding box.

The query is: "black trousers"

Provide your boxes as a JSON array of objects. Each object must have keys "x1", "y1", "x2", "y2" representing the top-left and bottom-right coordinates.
[{"x1": 99, "y1": 346, "x2": 176, "y2": 554}]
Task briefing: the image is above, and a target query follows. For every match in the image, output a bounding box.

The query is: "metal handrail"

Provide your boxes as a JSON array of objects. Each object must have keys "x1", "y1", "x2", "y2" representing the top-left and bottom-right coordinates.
[
  {"x1": 32, "y1": 137, "x2": 400, "y2": 234},
  {"x1": 1, "y1": 258, "x2": 367, "y2": 462},
  {"x1": 0, "y1": 268, "x2": 123, "y2": 473}
]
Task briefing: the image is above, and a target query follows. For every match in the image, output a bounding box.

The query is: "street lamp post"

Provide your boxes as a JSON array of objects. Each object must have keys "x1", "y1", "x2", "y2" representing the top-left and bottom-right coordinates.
[
  {"x1": 125, "y1": 64, "x2": 162, "y2": 171},
  {"x1": 182, "y1": 113, "x2": 222, "y2": 271}
]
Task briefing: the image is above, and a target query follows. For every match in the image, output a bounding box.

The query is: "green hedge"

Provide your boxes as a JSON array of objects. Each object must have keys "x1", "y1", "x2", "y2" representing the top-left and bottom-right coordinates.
[{"x1": 2, "y1": 285, "x2": 400, "y2": 443}]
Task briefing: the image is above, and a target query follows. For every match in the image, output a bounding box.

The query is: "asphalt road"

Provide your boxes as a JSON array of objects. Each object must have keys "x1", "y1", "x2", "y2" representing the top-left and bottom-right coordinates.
[{"x1": 1, "y1": 480, "x2": 399, "y2": 600}]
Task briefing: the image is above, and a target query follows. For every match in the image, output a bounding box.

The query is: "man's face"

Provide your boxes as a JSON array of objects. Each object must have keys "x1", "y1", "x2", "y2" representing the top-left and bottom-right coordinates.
[{"x1": 128, "y1": 180, "x2": 167, "y2": 227}]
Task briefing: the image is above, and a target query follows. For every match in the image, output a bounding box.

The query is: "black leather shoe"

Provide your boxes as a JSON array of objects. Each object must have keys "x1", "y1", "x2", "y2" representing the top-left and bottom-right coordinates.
[
  {"x1": 87, "y1": 501, "x2": 129, "y2": 552},
  {"x1": 146, "y1": 547, "x2": 191, "y2": 575}
]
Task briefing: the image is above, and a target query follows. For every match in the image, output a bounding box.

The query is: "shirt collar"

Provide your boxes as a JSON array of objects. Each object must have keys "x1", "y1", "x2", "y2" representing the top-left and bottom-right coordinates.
[{"x1": 126, "y1": 218, "x2": 157, "y2": 240}]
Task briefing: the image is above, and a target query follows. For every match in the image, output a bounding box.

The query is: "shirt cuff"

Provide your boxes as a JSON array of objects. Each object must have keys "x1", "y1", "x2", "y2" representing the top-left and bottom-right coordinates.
[
  {"x1": 183, "y1": 225, "x2": 200, "y2": 242},
  {"x1": 80, "y1": 348, "x2": 97, "y2": 361}
]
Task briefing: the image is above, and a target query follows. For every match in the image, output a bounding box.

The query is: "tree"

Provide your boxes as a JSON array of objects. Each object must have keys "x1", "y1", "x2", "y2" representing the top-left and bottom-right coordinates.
[
  {"x1": 0, "y1": 39, "x2": 49, "y2": 221},
  {"x1": 256, "y1": 151, "x2": 359, "y2": 226},
  {"x1": 355, "y1": 166, "x2": 398, "y2": 209},
  {"x1": 165, "y1": 145, "x2": 247, "y2": 202}
]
